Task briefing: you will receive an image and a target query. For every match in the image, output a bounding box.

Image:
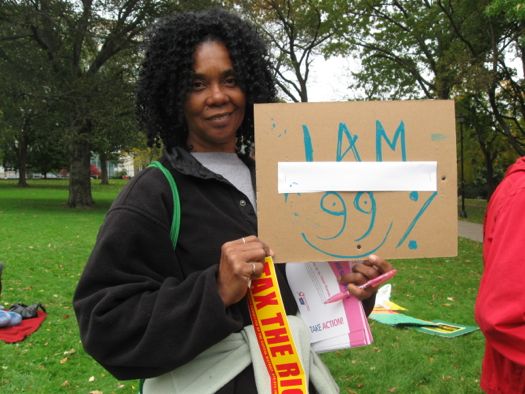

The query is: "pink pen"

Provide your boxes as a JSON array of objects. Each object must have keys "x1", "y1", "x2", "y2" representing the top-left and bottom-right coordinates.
[{"x1": 324, "y1": 269, "x2": 397, "y2": 304}]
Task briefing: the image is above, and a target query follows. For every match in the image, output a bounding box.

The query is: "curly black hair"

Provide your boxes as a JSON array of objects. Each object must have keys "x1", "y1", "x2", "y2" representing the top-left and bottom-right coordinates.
[{"x1": 136, "y1": 8, "x2": 277, "y2": 152}]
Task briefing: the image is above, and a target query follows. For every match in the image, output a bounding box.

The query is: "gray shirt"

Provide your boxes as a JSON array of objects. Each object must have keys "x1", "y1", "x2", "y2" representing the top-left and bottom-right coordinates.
[{"x1": 191, "y1": 152, "x2": 256, "y2": 210}]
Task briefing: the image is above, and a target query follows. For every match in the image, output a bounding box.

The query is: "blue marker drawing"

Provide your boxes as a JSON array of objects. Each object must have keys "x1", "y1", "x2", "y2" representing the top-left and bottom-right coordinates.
[
  {"x1": 287, "y1": 117, "x2": 439, "y2": 257},
  {"x1": 431, "y1": 133, "x2": 447, "y2": 141},
  {"x1": 353, "y1": 192, "x2": 376, "y2": 242},
  {"x1": 301, "y1": 223, "x2": 393, "y2": 259},
  {"x1": 408, "y1": 240, "x2": 418, "y2": 249},
  {"x1": 376, "y1": 120, "x2": 407, "y2": 161},
  {"x1": 270, "y1": 119, "x2": 287, "y2": 137},
  {"x1": 336, "y1": 122, "x2": 361, "y2": 162},
  {"x1": 316, "y1": 192, "x2": 347, "y2": 240},
  {"x1": 284, "y1": 192, "x2": 302, "y2": 203},
  {"x1": 396, "y1": 191, "x2": 438, "y2": 248},
  {"x1": 302, "y1": 125, "x2": 314, "y2": 162}
]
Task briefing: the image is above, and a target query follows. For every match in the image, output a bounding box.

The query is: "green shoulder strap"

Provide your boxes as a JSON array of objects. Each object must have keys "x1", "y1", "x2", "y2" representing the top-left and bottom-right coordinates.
[
  {"x1": 139, "y1": 161, "x2": 181, "y2": 394},
  {"x1": 148, "y1": 161, "x2": 181, "y2": 250}
]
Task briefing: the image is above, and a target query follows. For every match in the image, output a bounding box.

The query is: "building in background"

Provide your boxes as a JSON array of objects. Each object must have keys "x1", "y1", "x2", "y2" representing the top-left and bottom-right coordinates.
[
  {"x1": 1, "y1": 153, "x2": 135, "y2": 179},
  {"x1": 90, "y1": 153, "x2": 135, "y2": 179}
]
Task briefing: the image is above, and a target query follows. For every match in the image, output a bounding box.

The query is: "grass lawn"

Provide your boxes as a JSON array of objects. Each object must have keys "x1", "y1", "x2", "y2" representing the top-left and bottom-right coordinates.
[
  {"x1": 1, "y1": 180, "x2": 484, "y2": 393},
  {"x1": 460, "y1": 198, "x2": 487, "y2": 224},
  {"x1": 321, "y1": 241, "x2": 484, "y2": 393}
]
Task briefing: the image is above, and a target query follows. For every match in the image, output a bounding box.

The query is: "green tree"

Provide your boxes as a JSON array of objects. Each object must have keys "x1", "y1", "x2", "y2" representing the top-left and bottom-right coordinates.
[
  {"x1": 483, "y1": 0, "x2": 525, "y2": 155},
  {"x1": 457, "y1": 94, "x2": 510, "y2": 197},
  {"x1": 0, "y1": 1, "x2": 173, "y2": 206},
  {"x1": 0, "y1": 9, "x2": 58, "y2": 186},
  {"x1": 2, "y1": 1, "x2": 223, "y2": 195},
  {"x1": 230, "y1": 0, "x2": 344, "y2": 102},
  {"x1": 334, "y1": 0, "x2": 523, "y2": 196},
  {"x1": 335, "y1": 1, "x2": 477, "y2": 100},
  {"x1": 89, "y1": 53, "x2": 143, "y2": 185}
]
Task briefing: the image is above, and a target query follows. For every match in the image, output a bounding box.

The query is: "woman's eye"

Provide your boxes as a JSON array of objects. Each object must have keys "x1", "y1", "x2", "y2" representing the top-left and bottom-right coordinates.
[
  {"x1": 192, "y1": 80, "x2": 205, "y2": 90},
  {"x1": 224, "y1": 76, "x2": 236, "y2": 86}
]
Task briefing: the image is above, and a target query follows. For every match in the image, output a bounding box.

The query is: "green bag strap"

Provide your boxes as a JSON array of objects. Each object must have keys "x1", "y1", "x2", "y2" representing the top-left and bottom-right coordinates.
[
  {"x1": 148, "y1": 160, "x2": 181, "y2": 250},
  {"x1": 139, "y1": 161, "x2": 181, "y2": 394}
]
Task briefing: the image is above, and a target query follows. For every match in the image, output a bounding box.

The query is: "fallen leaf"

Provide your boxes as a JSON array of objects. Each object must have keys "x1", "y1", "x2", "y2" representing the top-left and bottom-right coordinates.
[
  {"x1": 59, "y1": 357, "x2": 68, "y2": 364},
  {"x1": 89, "y1": 391, "x2": 103, "y2": 394},
  {"x1": 88, "y1": 376, "x2": 96, "y2": 382},
  {"x1": 63, "y1": 349, "x2": 76, "y2": 356},
  {"x1": 388, "y1": 388, "x2": 397, "y2": 392},
  {"x1": 446, "y1": 297, "x2": 455, "y2": 301},
  {"x1": 61, "y1": 380, "x2": 69, "y2": 387}
]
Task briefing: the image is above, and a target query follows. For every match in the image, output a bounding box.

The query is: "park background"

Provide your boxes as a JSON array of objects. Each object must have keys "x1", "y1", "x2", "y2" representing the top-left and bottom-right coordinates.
[{"x1": 1, "y1": 0, "x2": 523, "y2": 393}]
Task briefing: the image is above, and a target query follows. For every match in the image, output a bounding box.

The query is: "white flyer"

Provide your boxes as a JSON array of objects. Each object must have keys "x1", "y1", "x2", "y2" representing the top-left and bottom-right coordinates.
[{"x1": 286, "y1": 261, "x2": 373, "y2": 352}]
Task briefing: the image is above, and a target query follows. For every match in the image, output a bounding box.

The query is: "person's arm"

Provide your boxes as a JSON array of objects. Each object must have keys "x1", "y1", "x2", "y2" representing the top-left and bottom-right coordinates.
[
  {"x1": 475, "y1": 186, "x2": 525, "y2": 366},
  {"x1": 73, "y1": 177, "x2": 243, "y2": 380}
]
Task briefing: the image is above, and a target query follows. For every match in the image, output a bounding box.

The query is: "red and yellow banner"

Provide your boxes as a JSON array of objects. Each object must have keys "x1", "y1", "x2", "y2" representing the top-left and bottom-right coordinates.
[{"x1": 247, "y1": 257, "x2": 307, "y2": 394}]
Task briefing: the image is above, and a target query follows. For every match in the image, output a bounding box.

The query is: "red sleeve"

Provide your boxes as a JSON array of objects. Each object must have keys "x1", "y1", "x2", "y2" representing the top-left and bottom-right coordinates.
[{"x1": 475, "y1": 182, "x2": 525, "y2": 366}]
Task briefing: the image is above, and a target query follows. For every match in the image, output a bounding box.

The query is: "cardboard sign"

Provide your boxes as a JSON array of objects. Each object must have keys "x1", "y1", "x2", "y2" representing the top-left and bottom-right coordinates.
[{"x1": 255, "y1": 100, "x2": 457, "y2": 262}]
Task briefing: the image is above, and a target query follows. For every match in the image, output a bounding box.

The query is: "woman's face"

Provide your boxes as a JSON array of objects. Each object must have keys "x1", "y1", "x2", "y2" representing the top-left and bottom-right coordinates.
[{"x1": 184, "y1": 40, "x2": 246, "y2": 152}]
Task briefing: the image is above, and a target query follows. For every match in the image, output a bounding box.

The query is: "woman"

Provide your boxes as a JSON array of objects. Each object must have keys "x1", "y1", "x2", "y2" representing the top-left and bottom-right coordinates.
[{"x1": 73, "y1": 8, "x2": 392, "y2": 393}]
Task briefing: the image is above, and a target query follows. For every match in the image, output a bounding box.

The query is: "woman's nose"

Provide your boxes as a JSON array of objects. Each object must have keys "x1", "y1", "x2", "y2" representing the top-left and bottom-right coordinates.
[{"x1": 206, "y1": 83, "x2": 229, "y2": 106}]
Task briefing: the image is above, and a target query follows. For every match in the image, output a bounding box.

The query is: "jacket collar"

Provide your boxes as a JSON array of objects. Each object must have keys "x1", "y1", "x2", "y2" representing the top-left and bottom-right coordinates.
[{"x1": 165, "y1": 146, "x2": 255, "y2": 186}]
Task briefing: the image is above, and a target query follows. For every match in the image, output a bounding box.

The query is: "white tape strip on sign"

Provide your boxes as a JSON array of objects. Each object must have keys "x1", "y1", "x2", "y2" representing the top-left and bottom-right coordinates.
[{"x1": 277, "y1": 161, "x2": 437, "y2": 193}]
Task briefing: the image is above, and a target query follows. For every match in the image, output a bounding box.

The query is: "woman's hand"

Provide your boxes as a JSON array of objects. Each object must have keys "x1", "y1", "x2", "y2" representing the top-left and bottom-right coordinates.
[
  {"x1": 339, "y1": 254, "x2": 394, "y2": 301},
  {"x1": 217, "y1": 235, "x2": 272, "y2": 306}
]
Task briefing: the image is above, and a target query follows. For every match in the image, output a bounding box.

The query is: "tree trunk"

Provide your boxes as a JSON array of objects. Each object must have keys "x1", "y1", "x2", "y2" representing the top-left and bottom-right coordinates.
[
  {"x1": 68, "y1": 121, "x2": 94, "y2": 207},
  {"x1": 17, "y1": 117, "x2": 29, "y2": 188},
  {"x1": 99, "y1": 151, "x2": 109, "y2": 185},
  {"x1": 474, "y1": 125, "x2": 499, "y2": 200},
  {"x1": 483, "y1": 152, "x2": 497, "y2": 200}
]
